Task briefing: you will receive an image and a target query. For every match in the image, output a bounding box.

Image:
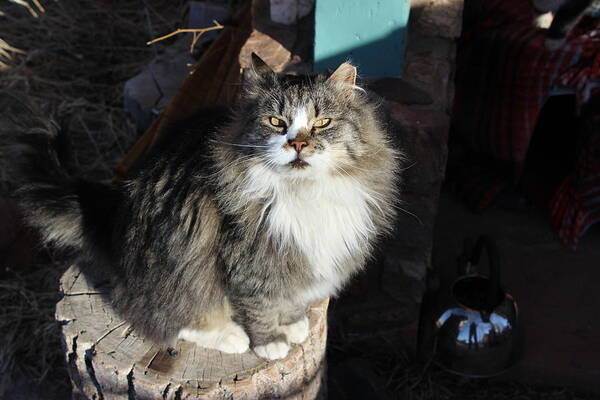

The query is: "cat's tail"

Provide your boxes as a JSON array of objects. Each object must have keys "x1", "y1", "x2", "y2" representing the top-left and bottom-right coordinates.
[{"x1": 1, "y1": 91, "x2": 118, "y2": 251}]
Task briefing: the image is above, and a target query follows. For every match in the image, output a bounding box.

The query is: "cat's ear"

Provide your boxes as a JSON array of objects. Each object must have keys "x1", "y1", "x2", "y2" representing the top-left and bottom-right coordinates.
[
  {"x1": 242, "y1": 53, "x2": 275, "y2": 97},
  {"x1": 326, "y1": 62, "x2": 357, "y2": 86},
  {"x1": 250, "y1": 53, "x2": 274, "y2": 76}
]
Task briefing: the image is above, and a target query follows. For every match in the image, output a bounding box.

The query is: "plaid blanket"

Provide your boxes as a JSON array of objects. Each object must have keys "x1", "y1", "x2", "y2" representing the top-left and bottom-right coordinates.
[
  {"x1": 453, "y1": 0, "x2": 600, "y2": 249},
  {"x1": 549, "y1": 105, "x2": 600, "y2": 249}
]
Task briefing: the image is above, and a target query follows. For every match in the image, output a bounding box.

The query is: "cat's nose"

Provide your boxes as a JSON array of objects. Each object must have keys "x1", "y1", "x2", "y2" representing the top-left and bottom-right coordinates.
[{"x1": 288, "y1": 139, "x2": 308, "y2": 153}]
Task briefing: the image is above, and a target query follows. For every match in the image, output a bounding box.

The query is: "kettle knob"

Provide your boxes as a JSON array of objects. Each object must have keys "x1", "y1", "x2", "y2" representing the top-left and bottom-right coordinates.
[{"x1": 458, "y1": 235, "x2": 502, "y2": 312}]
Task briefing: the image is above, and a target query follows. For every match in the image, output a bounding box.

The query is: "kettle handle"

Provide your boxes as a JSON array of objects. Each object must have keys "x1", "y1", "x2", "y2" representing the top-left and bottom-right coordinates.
[
  {"x1": 470, "y1": 235, "x2": 502, "y2": 311},
  {"x1": 457, "y1": 237, "x2": 474, "y2": 276}
]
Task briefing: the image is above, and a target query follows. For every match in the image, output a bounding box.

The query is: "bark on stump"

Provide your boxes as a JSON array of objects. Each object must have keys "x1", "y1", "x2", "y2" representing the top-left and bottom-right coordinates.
[{"x1": 57, "y1": 265, "x2": 327, "y2": 399}]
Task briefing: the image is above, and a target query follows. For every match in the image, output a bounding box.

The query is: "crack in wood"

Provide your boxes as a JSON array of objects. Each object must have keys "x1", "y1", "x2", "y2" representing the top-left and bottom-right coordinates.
[
  {"x1": 93, "y1": 321, "x2": 127, "y2": 347},
  {"x1": 127, "y1": 365, "x2": 136, "y2": 400},
  {"x1": 84, "y1": 347, "x2": 105, "y2": 400},
  {"x1": 144, "y1": 349, "x2": 160, "y2": 372},
  {"x1": 67, "y1": 334, "x2": 86, "y2": 394},
  {"x1": 300, "y1": 344, "x2": 310, "y2": 385},
  {"x1": 181, "y1": 349, "x2": 191, "y2": 379},
  {"x1": 174, "y1": 385, "x2": 183, "y2": 400},
  {"x1": 64, "y1": 291, "x2": 105, "y2": 296},
  {"x1": 120, "y1": 325, "x2": 134, "y2": 339},
  {"x1": 66, "y1": 269, "x2": 82, "y2": 292},
  {"x1": 218, "y1": 386, "x2": 234, "y2": 400},
  {"x1": 280, "y1": 369, "x2": 291, "y2": 381},
  {"x1": 161, "y1": 382, "x2": 171, "y2": 400}
]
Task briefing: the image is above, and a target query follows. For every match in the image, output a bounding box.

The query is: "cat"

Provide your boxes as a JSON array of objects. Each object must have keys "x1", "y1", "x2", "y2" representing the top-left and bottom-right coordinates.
[
  {"x1": 11, "y1": 54, "x2": 401, "y2": 360},
  {"x1": 532, "y1": 0, "x2": 600, "y2": 50}
]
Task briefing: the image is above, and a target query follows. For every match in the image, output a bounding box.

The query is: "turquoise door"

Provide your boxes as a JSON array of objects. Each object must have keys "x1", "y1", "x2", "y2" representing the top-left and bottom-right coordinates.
[{"x1": 314, "y1": 0, "x2": 410, "y2": 78}]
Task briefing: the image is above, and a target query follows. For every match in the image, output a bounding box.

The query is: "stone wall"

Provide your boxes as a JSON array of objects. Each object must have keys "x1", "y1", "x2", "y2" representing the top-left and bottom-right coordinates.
[
  {"x1": 379, "y1": 0, "x2": 463, "y2": 304},
  {"x1": 404, "y1": 0, "x2": 464, "y2": 113}
]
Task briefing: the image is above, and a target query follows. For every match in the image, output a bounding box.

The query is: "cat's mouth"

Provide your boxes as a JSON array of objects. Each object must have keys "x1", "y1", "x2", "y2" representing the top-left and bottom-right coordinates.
[{"x1": 289, "y1": 158, "x2": 309, "y2": 169}]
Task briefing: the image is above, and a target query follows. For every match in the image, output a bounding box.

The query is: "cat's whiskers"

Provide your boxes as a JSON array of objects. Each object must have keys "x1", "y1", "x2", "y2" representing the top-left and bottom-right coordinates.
[
  {"x1": 390, "y1": 202, "x2": 423, "y2": 225},
  {"x1": 195, "y1": 154, "x2": 260, "y2": 179},
  {"x1": 261, "y1": 158, "x2": 280, "y2": 171},
  {"x1": 399, "y1": 161, "x2": 417, "y2": 172},
  {"x1": 331, "y1": 163, "x2": 387, "y2": 220},
  {"x1": 251, "y1": 162, "x2": 278, "y2": 232},
  {"x1": 327, "y1": 153, "x2": 419, "y2": 223},
  {"x1": 330, "y1": 156, "x2": 381, "y2": 174},
  {"x1": 327, "y1": 149, "x2": 391, "y2": 173},
  {"x1": 333, "y1": 162, "x2": 420, "y2": 223},
  {"x1": 237, "y1": 160, "x2": 279, "y2": 199},
  {"x1": 334, "y1": 160, "x2": 421, "y2": 224},
  {"x1": 209, "y1": 139, "x2": 271, "y2": 149},
  {"x1": 237, "y1": 158, "x2": 279, "y2": 194}
]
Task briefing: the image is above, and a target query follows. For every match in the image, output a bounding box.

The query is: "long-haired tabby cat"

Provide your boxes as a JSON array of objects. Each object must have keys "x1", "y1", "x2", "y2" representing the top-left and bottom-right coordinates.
[{"x1": 12, "y1": 54, "x2": 401, "y2": 360}]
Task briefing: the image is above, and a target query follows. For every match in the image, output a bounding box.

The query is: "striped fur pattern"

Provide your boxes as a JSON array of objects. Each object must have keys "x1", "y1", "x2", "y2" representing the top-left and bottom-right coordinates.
[{"x1": 12, "y1": 56, "x2": 402, "y2": 360}]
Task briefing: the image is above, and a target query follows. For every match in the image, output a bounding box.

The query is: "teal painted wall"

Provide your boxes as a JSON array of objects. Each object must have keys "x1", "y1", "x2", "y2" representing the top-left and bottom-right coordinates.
[{"x1": 314, "y1": 0, "x2": 410, "y2": 78}]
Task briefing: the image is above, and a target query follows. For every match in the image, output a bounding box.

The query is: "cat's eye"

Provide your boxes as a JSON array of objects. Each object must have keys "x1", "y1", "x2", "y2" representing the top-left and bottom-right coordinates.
[
  {"x1": 269, "y1": 117, "x2": 284, "y2": 127},
  {"x1": 313, "y1": 118, "x2": 331, "y2": 128}
]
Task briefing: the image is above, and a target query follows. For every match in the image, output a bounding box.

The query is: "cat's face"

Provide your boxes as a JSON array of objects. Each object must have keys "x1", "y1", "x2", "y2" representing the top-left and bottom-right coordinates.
[{"x1": 231, "y1": 56, "x2": 375, "y2": 179}]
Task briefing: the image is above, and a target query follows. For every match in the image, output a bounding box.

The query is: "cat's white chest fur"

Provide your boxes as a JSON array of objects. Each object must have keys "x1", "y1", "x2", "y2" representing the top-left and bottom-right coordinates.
[{"x1": 246, "y1": 165, "x2": 376, "y2": 304}]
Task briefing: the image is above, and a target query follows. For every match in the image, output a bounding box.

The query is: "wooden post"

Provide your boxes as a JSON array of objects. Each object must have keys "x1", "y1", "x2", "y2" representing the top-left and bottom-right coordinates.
[{"x1": 57, "y1": 265, "x2": 327, "y2": 399}]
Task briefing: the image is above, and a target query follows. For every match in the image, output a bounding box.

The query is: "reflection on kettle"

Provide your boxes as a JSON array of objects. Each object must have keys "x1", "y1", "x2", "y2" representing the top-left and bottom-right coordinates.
[{"x1": 418, "y1": 235, "x2": 522, "y2": 377}]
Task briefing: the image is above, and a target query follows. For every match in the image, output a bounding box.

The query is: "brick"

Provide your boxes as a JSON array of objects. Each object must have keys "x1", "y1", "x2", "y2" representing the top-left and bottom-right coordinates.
[
  {"x1": 239, "y1": 30, "x2": 293, "y2": 72},
  {"x1": 412, "y1": 0, "x2": 464, "y2": 39}
]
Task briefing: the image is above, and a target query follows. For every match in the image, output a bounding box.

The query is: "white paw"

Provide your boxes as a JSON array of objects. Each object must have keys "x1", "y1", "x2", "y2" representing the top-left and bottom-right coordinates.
[
  {"x1": 280, "y1": 316, "x2": 309, "y2": 344},
  {"x1": 253, "y1": 341, "x2": 290, "y2": 360},
  {"x1": 178, "y1": 321, "x2": 250, "y2": 354},
  {"x1": 215, "y1": 322, "x2": 250, "y2": 354},
  {"x1": 533, "y1": 12, "x2": 553, "y2": 29}
]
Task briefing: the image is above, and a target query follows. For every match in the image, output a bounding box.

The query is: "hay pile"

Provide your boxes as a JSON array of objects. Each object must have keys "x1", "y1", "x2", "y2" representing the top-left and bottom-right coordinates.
[
  {"x1": 0, "y1": 253, "x2": 67, "y2": 398},
  {"x1": 0, "y1": 0, "x2": 181, "y2": 397},
  {"x1": 0, "y1": 0, "x2": 185, "y2": 185}
]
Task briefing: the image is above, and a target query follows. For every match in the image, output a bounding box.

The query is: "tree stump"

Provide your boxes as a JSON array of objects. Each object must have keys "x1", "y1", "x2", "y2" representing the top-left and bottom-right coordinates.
[{"x1": 56, "y1": 265, "x2": 327, "y2": 399}]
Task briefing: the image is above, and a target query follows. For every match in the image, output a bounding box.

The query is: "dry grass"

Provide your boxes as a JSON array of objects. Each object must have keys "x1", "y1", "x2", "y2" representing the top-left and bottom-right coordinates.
[
  {"x1": 0, "y1": 0, "x2": 183, "y2": 185},
  {"x1": 0, "y1": 0, "x2": 182, "y2": 397},
  {"x1": 0, "y1": 258, "x2": 67, "y2": 397},
  {"x1": 328, "y1": 327, "x2": 598, "y2": 400}
]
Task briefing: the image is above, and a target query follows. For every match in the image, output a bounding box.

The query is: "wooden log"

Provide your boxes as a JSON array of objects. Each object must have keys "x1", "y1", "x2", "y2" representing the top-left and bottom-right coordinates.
[{"x1": 57, "y1": 265, "x2": 327, "y2": 399}]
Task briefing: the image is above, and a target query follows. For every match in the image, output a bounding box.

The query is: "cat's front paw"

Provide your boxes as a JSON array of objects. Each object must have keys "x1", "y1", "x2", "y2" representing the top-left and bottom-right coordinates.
[
  {"x1": 217, "y1": 322, "x2": 251, "y2": 354},
  {"x1": 253, "y1": 340, "x2": 290, "y2": 360},
  {"x1": 178, "y1": 321, "x2": 250, "y2": 354},
  {"x1": 280, "y1": 316, "x2": 309, "y2": 344}
]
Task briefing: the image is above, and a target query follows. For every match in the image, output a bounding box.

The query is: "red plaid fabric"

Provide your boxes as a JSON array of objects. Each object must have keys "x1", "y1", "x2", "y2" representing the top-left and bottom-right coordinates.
[
  {"x1": 452, "y1": 0, "x2": 600, "y2": 248},
  {"x1": 549, "y1": 110, "x2": 600, "y2": 249}
]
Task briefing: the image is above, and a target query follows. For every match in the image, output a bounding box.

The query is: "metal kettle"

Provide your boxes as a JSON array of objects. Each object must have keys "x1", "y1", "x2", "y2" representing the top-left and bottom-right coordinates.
[{"x1": 418, "y1": 235, "x2": 521, "y2": 377}]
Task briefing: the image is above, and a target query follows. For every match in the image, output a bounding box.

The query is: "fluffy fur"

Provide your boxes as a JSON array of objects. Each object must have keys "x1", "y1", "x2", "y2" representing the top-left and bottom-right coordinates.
[{"x1": 10, "y1": 56, "x2": 401, "y2": 360}]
